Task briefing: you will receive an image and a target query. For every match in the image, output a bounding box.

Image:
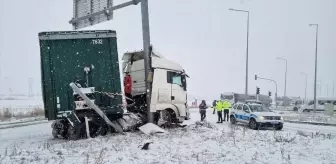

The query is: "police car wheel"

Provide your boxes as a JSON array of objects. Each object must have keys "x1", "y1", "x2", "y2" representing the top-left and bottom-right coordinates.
[
  {"x1": 249, "y1": 119, "x2": 258, "y2": 130},
  {"x1": 230, "y1": 116, "x2": 236, "y2": 124},
  {"x1": 275, "y1": 125, "x2": 283, "y2": 130}
]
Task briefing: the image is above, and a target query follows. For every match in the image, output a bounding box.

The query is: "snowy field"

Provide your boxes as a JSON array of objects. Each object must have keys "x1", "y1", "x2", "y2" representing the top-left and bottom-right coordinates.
[
  {"x1": 1, "y1": 109, "x2": 336, "y2": 164},
  {"x1": 0, "y1": 97, "x2": 44, "y2": 122},
  {"x1": 0, "y1": 96, "x2": 43, "y2": 109}
]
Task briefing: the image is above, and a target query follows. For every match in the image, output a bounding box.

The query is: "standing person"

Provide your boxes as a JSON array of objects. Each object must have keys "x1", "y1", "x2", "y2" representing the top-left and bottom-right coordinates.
[
  {"x1": 212, "y1": 100, "x2": 217, "y2": 114},
  {"x1": 215, "y1": 100, "x2": 224, "y2": 123},
  {"x1": 199, "y1": 100, "x2": 207, "y2": 121},
  {"x1": 223, "y1": 99, "x2": 231, "y2": 122}
]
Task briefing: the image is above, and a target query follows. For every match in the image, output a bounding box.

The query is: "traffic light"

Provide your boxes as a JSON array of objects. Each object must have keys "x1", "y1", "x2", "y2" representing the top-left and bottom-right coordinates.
[
  {"x1": 256, "y1": 87, "x2": 260, "y2": 94},
  {"x1": 268, "y1": 91, "x2": 271, "y2": 96},
  {"x1": 255, "y1": 74, "x2": 258, "y2": 80}
]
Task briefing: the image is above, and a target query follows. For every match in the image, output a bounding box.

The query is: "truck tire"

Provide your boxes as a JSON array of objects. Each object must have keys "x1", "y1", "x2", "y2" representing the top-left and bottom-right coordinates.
[
  {"x1": 161, "y1": 110, "x2": 173, "y2": 128},
  {"x1": 249, "y1": 118, "x2": 258, "y2": 130},
  {"x1": 52, "y1": 128, "x2": 59, "y2": 139},
  {"x1": 67, "y1": 123, "x2": 83, "y2": 140},
  {"x1": 165, "y1": 111, "x2": 173, "y2": 128}
]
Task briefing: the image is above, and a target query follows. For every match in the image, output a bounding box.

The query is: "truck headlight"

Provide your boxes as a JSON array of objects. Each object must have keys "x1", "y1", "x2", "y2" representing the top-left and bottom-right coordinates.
[
  {"x1": 280, "y1": 116, "x2": 283, "y2": 120},
  {"x1": 259, "y1": 116, "x2": 264, "y2": 120}
]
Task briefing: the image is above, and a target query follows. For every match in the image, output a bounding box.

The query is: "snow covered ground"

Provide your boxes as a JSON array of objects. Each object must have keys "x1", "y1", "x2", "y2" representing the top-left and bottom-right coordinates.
[
  {"x1": 0, "y1": 97, "x2": 44, "y2": 122},
  {"x1": 272, "y1": 110, "x2": 336, "y2": 125},
  {"x1": 0, "y1": 109, "x2": 336, "y2": 164}
]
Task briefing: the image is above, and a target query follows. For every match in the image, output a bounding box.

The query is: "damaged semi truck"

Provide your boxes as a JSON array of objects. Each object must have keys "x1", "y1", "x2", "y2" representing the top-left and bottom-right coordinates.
[{"x1": 38, "y1": 30, "x2": 190, "y2": 140}]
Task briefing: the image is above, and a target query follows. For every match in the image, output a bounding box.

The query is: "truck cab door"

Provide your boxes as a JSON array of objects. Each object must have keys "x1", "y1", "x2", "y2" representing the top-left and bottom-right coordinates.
[{"x1": 168, "y1": 71, "x2": 187, "y2": 117}]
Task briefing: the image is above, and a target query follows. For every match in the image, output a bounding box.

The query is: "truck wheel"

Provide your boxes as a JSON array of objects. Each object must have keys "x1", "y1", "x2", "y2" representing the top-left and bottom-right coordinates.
[
  {"x1": 96, "y1": 124, "x2": 108, "y2": 136},
  {"x1": 52, "y1": 128, "x2": 59, "y2": 139},
  {"x1": 303, "y1": 109, "x2": 309, "y2": 112},
  {"x1": 230, "y1": 116, "x2": 237, "y2": 124},
  {"x1": 162, "y1": 110, "x2": 173, "y2": 128},
  {"x1": 249, "y1": 119, "x2": 258, "y2": 130},
  {"x1": 67, "y1": 123, "x2": 83, "y2": 140},
  {"x1": 166, "y1": 111, "x2": 173, "y2": 128}
]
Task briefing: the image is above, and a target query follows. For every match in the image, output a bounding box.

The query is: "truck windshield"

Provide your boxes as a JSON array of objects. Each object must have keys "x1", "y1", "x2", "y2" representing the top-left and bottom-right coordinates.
[
  {"x1": 172, "y1": 76, "x2": 182, "y2": 85},
  {"x1": 248, "y1": 105, "x2": 271, "y2": 112},
  {"x1": 222, "y1": 95, "x2": 233, "y2": 100}
]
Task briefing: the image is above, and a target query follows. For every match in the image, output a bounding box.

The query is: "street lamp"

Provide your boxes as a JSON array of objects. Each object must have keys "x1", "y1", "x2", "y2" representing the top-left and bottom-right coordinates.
[
  {"x1": 276, "y1": 57, "x2": 288, "y2": 103},
  {"x1": 229, "y1": 8, "x2": 250, "y2": 101},
  {"x1": 309, "y1": 23, "x2": 318, "y2": 113},
  {"x1": 300, "y1": 72, "x2": 308, "y2": 103}
]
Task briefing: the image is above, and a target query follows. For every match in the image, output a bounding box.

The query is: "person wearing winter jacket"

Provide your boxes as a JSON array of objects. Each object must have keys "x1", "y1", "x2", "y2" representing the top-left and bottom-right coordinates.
[
  {"x1": 199, "y1": 100, "x2": 208, "y2": 121},
  {"x1": 212, "y1": 100, "x2": 217, "y2": 114}
]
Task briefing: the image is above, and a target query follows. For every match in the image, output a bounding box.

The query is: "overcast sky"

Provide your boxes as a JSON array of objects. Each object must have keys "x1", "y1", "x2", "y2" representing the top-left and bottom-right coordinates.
[{"x1": 0, "y1": 0, "x2": 335, "y2": 100}]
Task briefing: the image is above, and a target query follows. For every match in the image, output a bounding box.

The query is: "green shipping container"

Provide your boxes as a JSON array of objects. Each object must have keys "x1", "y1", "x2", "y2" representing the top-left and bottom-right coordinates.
[{"x1": 38, "y1": 30, "x2": 123, "y2": 120}]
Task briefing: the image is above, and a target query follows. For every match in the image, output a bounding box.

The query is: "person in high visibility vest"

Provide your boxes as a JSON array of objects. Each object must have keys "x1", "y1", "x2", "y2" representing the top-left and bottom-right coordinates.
[
  {"x1": 223, "y1": 99, "x2": 231, "y2": 121},
  {"x1": 215, "y1": 100, "x2": 224, "y2": 123}
]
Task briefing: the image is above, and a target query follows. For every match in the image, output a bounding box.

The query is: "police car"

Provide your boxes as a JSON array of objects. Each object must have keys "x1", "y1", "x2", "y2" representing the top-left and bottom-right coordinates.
[{"x1": 230, "y1": 102, "x2": 284, "y2": 130}]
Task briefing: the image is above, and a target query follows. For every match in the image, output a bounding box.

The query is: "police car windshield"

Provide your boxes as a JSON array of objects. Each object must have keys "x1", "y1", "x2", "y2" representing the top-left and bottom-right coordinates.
[{"x1": 248, "y1": 105, "x2": 271, "y2": 112}]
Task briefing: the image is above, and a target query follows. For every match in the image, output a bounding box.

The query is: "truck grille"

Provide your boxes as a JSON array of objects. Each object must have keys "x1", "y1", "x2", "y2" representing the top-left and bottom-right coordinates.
[{"x1": 264, "y1": 116, "x2": 281, "y2": 120}]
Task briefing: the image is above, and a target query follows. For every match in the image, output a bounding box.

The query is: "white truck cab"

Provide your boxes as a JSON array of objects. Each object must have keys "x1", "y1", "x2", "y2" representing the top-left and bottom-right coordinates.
[
  {"x1": 122, "y1": 49, "x2": 190, "y2": 124},
  {"x1": 230, "y1": 102, "x2": 284, "y2": 130}
]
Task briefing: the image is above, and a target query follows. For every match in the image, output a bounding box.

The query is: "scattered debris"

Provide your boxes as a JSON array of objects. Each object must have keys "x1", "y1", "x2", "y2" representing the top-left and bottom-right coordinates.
[
  {"x1": 140, "y1": 142, "x2": 153, "y2": 150},
  {"x1": 138, "y1": 123, "x2": 166, "y2": 135}
]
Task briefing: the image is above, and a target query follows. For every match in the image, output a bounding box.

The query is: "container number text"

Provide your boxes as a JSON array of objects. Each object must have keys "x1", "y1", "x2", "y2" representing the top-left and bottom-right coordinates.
[{"x1": 92, "y1": 39, "x2": 103, "y2": 44}]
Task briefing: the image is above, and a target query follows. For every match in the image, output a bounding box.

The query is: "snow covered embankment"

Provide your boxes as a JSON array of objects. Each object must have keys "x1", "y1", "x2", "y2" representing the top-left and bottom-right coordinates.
[{"x1": 0, "y1": 121, "x2": 335, "y2": 164}]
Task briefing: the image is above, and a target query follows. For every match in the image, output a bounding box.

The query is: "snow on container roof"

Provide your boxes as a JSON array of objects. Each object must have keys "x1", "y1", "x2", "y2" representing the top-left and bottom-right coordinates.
[{"x1": 38, "y1": 30, "x2": 116, "y2": 40}]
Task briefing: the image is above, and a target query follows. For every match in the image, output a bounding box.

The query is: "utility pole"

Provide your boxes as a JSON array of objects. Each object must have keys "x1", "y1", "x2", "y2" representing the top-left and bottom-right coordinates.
[
  {"x1": 300, "y1": 72, "x2": 307, "y2": 103},
  {"x1": 276, "y1": 57, "x2": 288, "y2": 105},
  {"x1": 309, "y1": 23, "x2": 318, "y2": 113},
  {"x1": 229, "y1": 8, "x2": 250, "y2": 101},
  {"x1": 141, "y1": 0, "x2": 154, "y2": 123}
]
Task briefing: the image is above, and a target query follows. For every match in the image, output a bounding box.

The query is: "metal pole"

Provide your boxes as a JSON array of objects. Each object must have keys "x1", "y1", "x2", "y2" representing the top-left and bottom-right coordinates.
[
  {"x1": 245, "y1": 11, "x2": 250, "y2": 101},
  {"x1": 255, "y1": 75, "x2": 277, "y2": 107},
  {"x1": 276, "y1": 57, "x2": 287, "y2": 105},
  {"x1": 229, "y1": 8, "x2": 249, "y2": 101},
  {"x1": 309, "y1": 24, "x2": 318, "y2": 113},
  {"x1": 285, "y1": 60, "x2": 287, "y2": 99},
  {"x1": 275, "y1": 83, "x2": 278, "y2": 108},
  {"x1": 300, "y1": 72, "x2": 307, "y2": 103},
  {"x1": 333, "y1": 80, "x2": 335, "y2": 96},
  {"x1": 141, "y1": 0, "x2": 154, "y2": 123}
]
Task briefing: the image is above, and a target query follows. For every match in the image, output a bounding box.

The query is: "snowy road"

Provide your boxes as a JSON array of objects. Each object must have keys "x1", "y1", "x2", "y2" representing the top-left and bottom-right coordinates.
[
  {"x1": 188, "y1": 108, "x2": 336, "y2": 136},
  {"x1": 0, "y1": 108, "x2": 336, "y2": 163}
]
